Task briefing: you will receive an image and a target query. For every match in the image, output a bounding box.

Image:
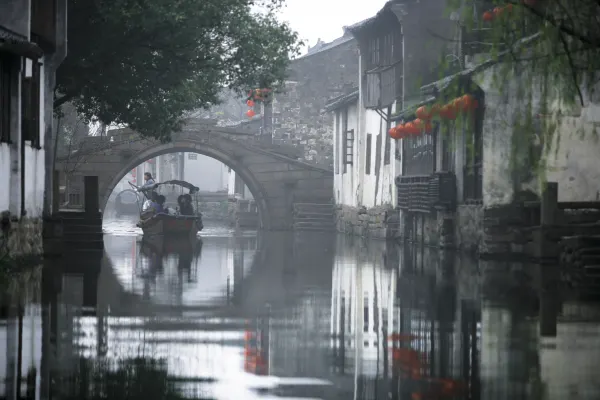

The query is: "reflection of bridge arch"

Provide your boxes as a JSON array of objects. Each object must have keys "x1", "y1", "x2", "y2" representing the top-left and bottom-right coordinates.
[{"x1": 56, "y1": 123, "x2": 333, "y2": 230}]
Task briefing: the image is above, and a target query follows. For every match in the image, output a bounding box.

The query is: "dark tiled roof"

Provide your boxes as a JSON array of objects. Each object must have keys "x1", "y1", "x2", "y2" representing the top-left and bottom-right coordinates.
[
  {"x1": 323, "y1": 90, "x2": 360, "y2": 113},
  {"x1": 296, "y1": 35, "x2": 354, "y2": 60}
]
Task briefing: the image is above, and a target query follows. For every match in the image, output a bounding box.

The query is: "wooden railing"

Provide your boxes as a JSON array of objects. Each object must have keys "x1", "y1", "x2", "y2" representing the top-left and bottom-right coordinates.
[{"x1": 396, "y1": 172, "x2": 457, "y2": 213}]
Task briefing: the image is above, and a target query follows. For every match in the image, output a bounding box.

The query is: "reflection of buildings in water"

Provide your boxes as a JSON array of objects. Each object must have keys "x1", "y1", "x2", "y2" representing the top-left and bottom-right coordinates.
[
  {"x1": 482, "y1": 302, "x2": 600, "y2": 400},
  {"x1": 331, "y1": 241, "x2": 397, "y2": 378},
  {"x1": 330, "y1": 237, "x2": 482, "y2": 399},
  {"x1": 480, "y1": 305, "x2": 538, "y2": 399},
  {"x1": 103, "y1": 235, "x2": 257, "y2": 307},
  {"x1": 0, "y1": 300, "x2": 42, "y2": 399}
]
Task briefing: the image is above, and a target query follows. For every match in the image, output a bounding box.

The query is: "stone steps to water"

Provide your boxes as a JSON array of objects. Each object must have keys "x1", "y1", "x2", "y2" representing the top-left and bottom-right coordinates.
[
  {"x1": 292, "y1": 202, "x2": 335, "y2": 231},
  {"x1": 59, "y1": 211, "x2": 104, "y2": 252}
]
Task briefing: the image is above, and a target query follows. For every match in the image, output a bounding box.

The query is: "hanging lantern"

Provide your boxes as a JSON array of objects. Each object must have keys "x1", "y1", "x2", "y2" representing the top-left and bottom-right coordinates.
[
  {"x1": 413, "y1": 118, "x2": 425, "y2": 131},
  {"x1": 460, "y1": 94, "x2": 476, "y2": 111},
  {"x1": 396, "y1": 124, "x2": 407, "y2": 139},
  {"x1": 452, "y1": 97, "x2": 464, "y2": 111},
  {"x1": 416, "y1": 106, "x2": 430, "y2": 120},
  {"x1": 441, "y1": 105, "x2": 457, "y2": 120},
  {"x1": 430, "y1": 104, "x2": 442, "y2": 118},
  {"x1": 246, "y1": 109, "x2": 256, "y2": 118},
  {"x1": 482, "y1": 11, "x2": 494, "y2": 21},
  {"x1": 493, "y1": 6, "x2": 503, "y2": 17},
  {"x1": 388, "y1": 126, "x2": 398, "y2": 138},
  {"x1": 247, "y1": 99, "x2": 255, "y2": 107}
]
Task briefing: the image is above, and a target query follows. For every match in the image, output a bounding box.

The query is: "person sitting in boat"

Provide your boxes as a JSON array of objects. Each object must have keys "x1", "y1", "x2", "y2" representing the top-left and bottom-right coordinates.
[
  {"x1": 179, "y1": 194, "x2": 195, "y2": 216},
  {"x1": 156, "y1": 195, "x2": 167, "y2": 214}
]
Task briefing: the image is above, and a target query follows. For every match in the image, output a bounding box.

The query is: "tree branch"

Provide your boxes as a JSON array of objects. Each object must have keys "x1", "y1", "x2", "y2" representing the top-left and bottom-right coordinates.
[
  {"x1": 558, "y1": 32, "x2": 585, "y2": 106},
  {"x1": 54, "y1": 93, "x2": 77, "y2": 110}
]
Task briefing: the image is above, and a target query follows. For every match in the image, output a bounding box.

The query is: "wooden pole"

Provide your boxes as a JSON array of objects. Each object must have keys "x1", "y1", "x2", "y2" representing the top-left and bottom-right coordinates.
[{"x1": 539, "y1": 181, "x2": 559, "y2": 337}]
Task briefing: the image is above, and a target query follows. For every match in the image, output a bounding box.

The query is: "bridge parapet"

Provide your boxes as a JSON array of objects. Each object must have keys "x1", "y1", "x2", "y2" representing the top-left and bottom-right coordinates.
[{"x1": 56, "y1": 121, "x2": 333, "y2": 230}]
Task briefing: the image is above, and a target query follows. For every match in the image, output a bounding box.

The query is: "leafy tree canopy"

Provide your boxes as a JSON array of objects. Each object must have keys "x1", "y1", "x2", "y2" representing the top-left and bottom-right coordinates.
[
  {"x1": 56, "y1": 0, "x2": 302, "y2": 141},
  {"x1": 450, "y1": 0, "x2": 600, "y2": 108},
  {"x1": 440, "y1": 0, "x2": 600, "y2": 186}
]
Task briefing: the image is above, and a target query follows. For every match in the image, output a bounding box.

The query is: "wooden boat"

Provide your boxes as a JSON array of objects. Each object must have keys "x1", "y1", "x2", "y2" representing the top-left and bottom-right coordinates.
[
  {"x1": 131, "y1": 180, "x2": 204, "y2": 237},
  {"x1": 115, "y1": 189, "x2": 140, "y2": 216},
  {"x1": 140, "y1": 234, "x2": 203, "y2": 257}
]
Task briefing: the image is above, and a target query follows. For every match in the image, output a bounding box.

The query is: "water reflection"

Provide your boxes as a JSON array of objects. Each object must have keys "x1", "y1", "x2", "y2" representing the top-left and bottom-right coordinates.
[{"x1": 2, "y1": 227, "x2": 600, "y2": 399}]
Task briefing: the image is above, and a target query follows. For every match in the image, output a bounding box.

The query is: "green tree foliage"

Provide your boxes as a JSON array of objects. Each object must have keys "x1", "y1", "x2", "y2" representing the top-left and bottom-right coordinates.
[
  {"x1": 453, "y1": 0, "x2": 600, "y2": 106},
  {"x1": 56, "y1": 0, "x2": 302, "y2": 141},
  {"x1": 441, "y1": 0, "x2": 600, "y2": 187}
]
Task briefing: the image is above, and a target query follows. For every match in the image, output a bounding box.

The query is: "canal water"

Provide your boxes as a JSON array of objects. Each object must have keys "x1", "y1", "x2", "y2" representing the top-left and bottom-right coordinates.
[{"x1": 2, "y1": 217, "x2": 600, "y2": 399}]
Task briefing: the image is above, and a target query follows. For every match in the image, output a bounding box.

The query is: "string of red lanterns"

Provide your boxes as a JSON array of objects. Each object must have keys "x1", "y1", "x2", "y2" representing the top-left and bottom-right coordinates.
[
  {"x1": 482, "y1": 1, "x2": 536, "y2": 22},
  {"x1": 246, "y1": 88, "x2": 272, "y2": 119},
  {"x1": 388, "y1": 94, "x2": 478, "y2": 140}
]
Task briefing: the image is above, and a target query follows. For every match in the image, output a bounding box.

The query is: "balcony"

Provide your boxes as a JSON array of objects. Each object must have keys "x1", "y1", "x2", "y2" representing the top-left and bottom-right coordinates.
[{"x1": 396, "y1": 171, "x2": 456, "y2": 213}]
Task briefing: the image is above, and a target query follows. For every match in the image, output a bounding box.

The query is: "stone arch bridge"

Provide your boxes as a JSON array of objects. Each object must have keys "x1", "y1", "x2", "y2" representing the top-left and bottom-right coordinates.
[{"x1": 56, "y1": 120, "x2": 333, "y2": 230}]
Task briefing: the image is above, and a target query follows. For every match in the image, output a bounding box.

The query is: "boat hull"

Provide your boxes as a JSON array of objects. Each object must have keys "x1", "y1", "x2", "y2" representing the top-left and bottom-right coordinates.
[{"x1": 138, "y1": 213, "x2": 203, "y2": 237}]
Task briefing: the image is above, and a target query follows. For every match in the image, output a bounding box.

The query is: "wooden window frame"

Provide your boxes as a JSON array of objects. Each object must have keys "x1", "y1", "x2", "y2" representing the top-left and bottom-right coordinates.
[
  {"x1": 363, "y1": 26, "x2": 403, "y2": 109},
  {"x1": 402, "y1": 127, "x2": 435, "y2": 176},
  {"x1": 341, "y1": 109, "x2": 354, "y2": 173},
  {"x1": 335, "y1": 111, "x2": 340, "y2": 174},
  {"x1": 21, "y1": 60, "x2": 41, "y2": 149},
  {"x1": 0, "y1": 53, "x2": 13, "y2": 144},
  {"x1": 463, "y1": 101, "x2": 484, "y2": 202},
  {"x1": 384, "y1": 106, "x2": 391, "y2": 165},
  {"x1": 342, "y1": 128, "x2": 354, "y2": 173}
]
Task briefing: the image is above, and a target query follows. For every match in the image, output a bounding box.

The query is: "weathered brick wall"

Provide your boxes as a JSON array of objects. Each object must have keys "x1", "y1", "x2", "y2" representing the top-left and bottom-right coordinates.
[
  {"x1": 273, "y1": 37, "x2": 360, "y2": 168},
  {"x1": 397, "y1": 206, "x2": 483, "y2": 254},
  {"x1": 335, "y1": 204, "x2": 396, "y2": 239}
]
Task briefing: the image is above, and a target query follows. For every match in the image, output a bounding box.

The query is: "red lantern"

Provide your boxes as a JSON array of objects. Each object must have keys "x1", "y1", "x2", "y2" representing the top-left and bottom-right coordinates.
[
  {"x1": 395, "y1": 126, "x2": 405, "y2": 140},
  {"x1": 413, "y1": 118, "x2": 425, "y2": 132},
  {"x1": 246, "y1": 109, "x2": 256, "y2": 118},
  {"x1": 441, "y1": 105, "x2": 457, "y2": 120},
  {"x1": 388, "y1": 126, "x2": 399, "y2": 139},
  {"x1": 416, "y1": 106, "x2": 430, "y2": 120},
  {"x1": 406, "y1": 122, "x2": 418, "y2": 135},
  {"x1": 482, "y1": 11, "x2": 494, "y2": 21},
  {"x1": 493, "y1": 6, "x2": 503, "y2": 17},
  {"x1": 452, "y1": 97, "x2": 464, "y2": 111},
  {"x1": 247, "y1": 99, "x2": 255, "y2": 107},
  {"x1": 461, "y1": 94, "x2": 477, "y2": 111}
]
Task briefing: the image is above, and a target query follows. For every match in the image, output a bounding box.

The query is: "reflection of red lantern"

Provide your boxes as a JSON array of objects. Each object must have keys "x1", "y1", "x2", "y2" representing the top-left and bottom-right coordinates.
[
  {"x1": 246, "y1": 109, "x2": 256, "y2": 118},
  {"x1": 247, "y1": 99, "x2": 255, "y2": 107}
]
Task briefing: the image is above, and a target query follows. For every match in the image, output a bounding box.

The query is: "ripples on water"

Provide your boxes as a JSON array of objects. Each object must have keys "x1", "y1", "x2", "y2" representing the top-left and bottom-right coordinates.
[{"x1": 1, "y1": 216, "x2": 600, "y2": 399}]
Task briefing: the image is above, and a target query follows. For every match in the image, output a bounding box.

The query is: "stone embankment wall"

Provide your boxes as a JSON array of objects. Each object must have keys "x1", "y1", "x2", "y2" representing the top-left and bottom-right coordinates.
[
  {"x1": 1, "y1": 212, "x2": 43, "y2": 262},
  {"x1": 335, "y1": 205, "x2": 397, "y2": 239}
]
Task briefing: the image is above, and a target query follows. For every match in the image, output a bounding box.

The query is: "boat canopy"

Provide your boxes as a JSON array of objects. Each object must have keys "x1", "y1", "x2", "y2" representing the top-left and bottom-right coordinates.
[{"x1": 136, "y1": 180, "x2": 200, "y2": 194}]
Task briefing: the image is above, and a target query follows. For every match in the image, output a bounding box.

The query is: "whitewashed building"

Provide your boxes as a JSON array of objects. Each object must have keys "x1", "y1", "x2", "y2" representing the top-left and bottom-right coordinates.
[
  {"x1": 182, "y1": 152, "x2": 228, "y2": 192},
  {"x1": 325, "y1": 4, "x2": 404, "y2": 239},
  {"x1": 0, "y1": 0, "x2": 67, "y2": 256}
]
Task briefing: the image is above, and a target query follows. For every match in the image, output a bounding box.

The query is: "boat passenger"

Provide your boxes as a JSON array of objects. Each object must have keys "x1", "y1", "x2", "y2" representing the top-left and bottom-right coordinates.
[
  {"x1": 156, "y1": 195, "x2": 166, "y2": 213},
  {"x1": 180, "y1": 194, "x2": 195, "y2": 216}
]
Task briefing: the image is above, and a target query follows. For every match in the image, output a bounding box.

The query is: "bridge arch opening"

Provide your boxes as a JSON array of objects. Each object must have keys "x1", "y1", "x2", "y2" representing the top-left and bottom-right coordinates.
[{"x1": 103, "y1": 142, "x2": 270, "y2": 229}]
